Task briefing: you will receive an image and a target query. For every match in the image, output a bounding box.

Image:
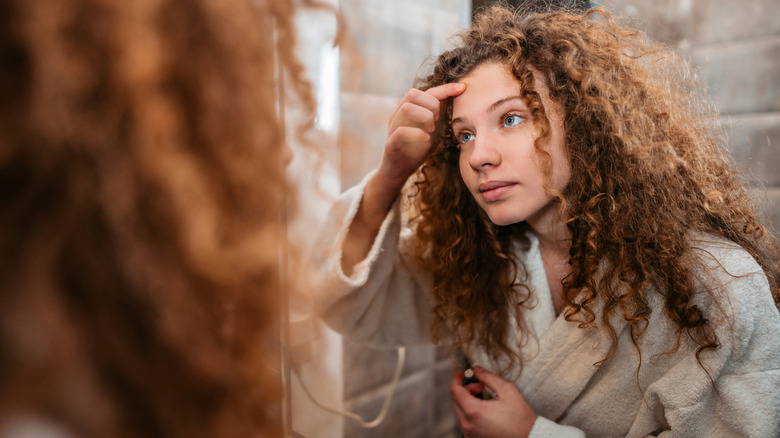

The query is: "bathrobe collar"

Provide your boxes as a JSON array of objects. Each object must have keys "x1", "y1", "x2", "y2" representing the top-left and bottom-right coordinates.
[{"x1": 515, "y1": 232, "x2": 631, "y2": 421}]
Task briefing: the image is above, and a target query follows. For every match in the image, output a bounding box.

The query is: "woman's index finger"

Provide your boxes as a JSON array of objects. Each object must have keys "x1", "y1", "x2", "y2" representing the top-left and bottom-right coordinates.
[{"x1": 426, "y1": 82, "x2": 466, "y2": 101}]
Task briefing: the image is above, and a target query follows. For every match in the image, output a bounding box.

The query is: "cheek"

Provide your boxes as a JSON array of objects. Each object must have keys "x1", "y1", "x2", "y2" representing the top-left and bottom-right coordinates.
[
  {"x1": 555, "y1": 161, "x2": 572, "y2": 190},
  {"x1": 549, "y1": 116, "x2": 571, "y2": 186},
  {"x1": 457, "y1": 152, "x2": 482, "y2": 199},
  {"x1": 458, "y1": 150, "x2": 470, "y2": 180},
  {"x1": 550, "y1": 144, "x2": 572, "y2": 189}
]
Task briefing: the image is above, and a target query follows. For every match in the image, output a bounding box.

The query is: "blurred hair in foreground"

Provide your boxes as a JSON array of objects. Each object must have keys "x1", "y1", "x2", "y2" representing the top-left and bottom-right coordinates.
[{"x1": 0, "y1": 0, "x2": 317, "y2": 436}]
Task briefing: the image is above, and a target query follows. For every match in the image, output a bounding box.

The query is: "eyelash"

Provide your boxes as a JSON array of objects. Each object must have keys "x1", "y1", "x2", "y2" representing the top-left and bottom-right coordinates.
[{"x1": 453, "y1": 113, "x2": 525, "y2": 146}]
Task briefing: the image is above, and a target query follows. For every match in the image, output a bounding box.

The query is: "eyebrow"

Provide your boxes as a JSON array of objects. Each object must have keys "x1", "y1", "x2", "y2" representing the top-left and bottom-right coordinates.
[{"x1": 451, "y1": 95, "x2": 525, "y2": 126}]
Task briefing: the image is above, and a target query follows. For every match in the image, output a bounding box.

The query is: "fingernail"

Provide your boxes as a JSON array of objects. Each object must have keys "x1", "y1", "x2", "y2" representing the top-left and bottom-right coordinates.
[{"x1": 473, "y1": 366, "x2": 483, "y2": 373}]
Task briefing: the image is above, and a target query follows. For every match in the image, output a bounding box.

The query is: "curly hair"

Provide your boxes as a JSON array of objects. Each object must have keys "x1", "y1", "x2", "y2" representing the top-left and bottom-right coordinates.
[
  {"x1": 409, "y1": 5, "x2": 780, "y2": 377},
  {"x1": 0, "y1": 0, "x2": 319, "y2": 436}
]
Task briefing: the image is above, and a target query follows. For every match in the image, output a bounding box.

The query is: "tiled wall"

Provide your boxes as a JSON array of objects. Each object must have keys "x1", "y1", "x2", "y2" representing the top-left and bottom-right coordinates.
[
  {"x1": 335, "y1": 1, "x2": 470, "y2": 437},
  {"x1": 601, "y1": 0, "x2": 780, "y2": 238},
  {"x1": 338, "y1": 0, "x2": 471, "y2": 188}
]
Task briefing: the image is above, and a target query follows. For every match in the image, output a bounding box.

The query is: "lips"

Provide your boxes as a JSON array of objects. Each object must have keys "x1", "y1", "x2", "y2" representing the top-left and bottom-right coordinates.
[{"x1": 478, "y1": 181, "x2": 515, "y2": 202}]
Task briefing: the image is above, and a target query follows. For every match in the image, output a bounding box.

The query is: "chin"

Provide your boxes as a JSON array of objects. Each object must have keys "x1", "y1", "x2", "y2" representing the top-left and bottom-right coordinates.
[{"x1": 485, "y1": 212, "x2": 520, "y2": 227}]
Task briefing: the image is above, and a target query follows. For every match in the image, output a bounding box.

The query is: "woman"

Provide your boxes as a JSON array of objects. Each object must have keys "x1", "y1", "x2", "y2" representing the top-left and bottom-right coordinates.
[
  {"x1": 317, "y1": 5, "x2": 780, "y2": 437},
  {"x1": 0, "y1": 0, "x2": 317, "y2": 436}
]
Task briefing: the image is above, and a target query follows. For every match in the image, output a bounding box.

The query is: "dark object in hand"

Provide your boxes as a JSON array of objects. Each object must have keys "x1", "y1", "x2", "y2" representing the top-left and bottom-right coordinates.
[{"x1": 462, "y1": 368, "x2": 480, "y2": 386}]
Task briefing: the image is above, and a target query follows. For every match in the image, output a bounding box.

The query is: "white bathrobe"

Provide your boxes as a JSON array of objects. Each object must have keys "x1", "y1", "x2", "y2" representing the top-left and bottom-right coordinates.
[{"x1": 314, "y1": 178, "x2": 780, "y2": 437}]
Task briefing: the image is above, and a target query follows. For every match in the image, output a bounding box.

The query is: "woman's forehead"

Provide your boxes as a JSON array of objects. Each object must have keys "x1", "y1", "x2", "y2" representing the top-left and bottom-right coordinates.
[{"x1": 451, "y1": 62, "x2": 552, "y2": 122}]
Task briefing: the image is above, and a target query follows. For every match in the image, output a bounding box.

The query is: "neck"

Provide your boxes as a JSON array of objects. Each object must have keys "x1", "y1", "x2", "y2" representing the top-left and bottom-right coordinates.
[
  {"x1": 528, "y1": 212, "x2": 571, "y2": 259},
  {"x1": 529, "y1": 213, "x2": 571, "y2": 317}
]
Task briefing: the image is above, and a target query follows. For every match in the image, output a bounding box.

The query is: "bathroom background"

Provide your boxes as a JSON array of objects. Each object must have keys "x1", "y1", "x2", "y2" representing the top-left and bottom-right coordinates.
[{"x1": 286, "y1": 0, "x2": 780, "y2": 437}]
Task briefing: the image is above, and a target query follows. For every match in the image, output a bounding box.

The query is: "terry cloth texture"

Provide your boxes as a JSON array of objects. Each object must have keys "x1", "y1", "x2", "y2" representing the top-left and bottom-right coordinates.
[{"x1": 313, "y1": 176, "x2": 780, "y2": 437}]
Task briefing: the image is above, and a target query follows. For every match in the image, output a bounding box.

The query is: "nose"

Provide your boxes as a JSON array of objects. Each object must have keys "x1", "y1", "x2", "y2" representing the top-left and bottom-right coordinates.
[{"x1": 467, "y1": 132, "x2": 501, "y2": 170}]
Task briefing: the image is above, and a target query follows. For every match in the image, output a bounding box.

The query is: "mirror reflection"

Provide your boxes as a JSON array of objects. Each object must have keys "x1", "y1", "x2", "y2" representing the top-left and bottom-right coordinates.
[{"x1": 287, "y1": 0, "x2": 780, "y2": 437}]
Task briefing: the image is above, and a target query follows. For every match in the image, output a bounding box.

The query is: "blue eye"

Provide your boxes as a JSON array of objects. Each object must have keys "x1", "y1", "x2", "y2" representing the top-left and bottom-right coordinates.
[
  {"x1": 503, "y1": 115, "x2": 524, "y2": 127},
  {"x1": 458, "y1": 132, "x2": 475, "y2": 144}
]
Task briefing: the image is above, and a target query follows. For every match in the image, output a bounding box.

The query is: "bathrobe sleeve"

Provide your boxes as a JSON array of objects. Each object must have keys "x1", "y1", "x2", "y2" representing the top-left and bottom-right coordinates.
[
  {"x1": 312, "y1": 175, "x2": 435, "y2": 347},
  {"x1": 526, "y1": 239, "x2": 780, "y2": 438}
]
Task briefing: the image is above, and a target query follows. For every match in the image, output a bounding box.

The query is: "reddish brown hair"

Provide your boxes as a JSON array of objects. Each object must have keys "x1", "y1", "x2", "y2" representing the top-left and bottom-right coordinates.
[{"x1": 0, "y1": 0, "x2": 317, "y2": 436}]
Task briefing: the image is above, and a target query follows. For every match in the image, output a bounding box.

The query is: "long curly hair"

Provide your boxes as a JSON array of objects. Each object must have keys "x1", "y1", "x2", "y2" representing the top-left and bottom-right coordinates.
[
  {"x1": 0, "y1": 0, "x2": 318, "y2": 436},
  {"x1": 409, "y1": 5, "x2": 780, "y2": 376}
]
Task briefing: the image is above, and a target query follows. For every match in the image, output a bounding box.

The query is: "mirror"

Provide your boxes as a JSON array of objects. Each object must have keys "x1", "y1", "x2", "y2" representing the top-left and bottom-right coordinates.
[{"x1": 282, "y1": 1, "x2": 471, "y2": 437}]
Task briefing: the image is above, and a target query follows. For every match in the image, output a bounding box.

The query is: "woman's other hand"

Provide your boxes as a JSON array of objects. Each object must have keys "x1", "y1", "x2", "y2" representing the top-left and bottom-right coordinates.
[{"x1": 450, "y1": 366, "x2": 538, "y2": 438}]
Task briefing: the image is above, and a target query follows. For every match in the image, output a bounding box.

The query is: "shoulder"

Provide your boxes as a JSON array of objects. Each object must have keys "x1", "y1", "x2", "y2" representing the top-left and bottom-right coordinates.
[
  {"x1": 687, "y1": 235, "x2": 779, "y2": 360},
  {"x1": 687, "y1": 235, "x2": 772, "y2": 310},
  {"x1": 689, "y1": 235, "x2": 766, "y2": 281}
]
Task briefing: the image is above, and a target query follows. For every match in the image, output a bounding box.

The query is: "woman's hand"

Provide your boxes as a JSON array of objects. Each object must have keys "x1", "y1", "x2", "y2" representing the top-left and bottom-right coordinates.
[
  {"x1": 450, "y1": 366, "x2": 538, "y2": 438},
  {"x1": 340, "y1": 83, "x2": 465, "y2": 275},
  {"x1": 375, "y1": 83, "x2": 466, "y2": 193}
]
